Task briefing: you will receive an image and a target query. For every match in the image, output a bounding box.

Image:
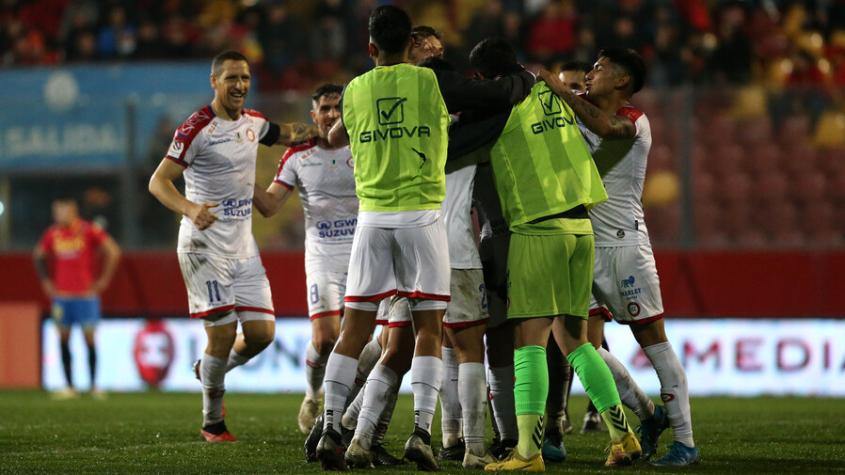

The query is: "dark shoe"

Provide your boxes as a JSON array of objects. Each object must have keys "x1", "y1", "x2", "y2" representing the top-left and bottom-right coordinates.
[
  {"x1": 638, "y1": 405, "x2": 669, "y2": 460},
  {"x1": 316, "y1": 427, "x2": 347, "y2": 471},
  {"x1": 404, "y1": 429, "x2": 439, "y2": 471},
  {"x1": 372, "y1": 443, "x2": 404, "y2": 466},
  {"x1": 490, "y1": 438, "x2": 517, "y2": 460},
  {"x1": 304, "y1": 414, "x2": 324, "y2": 462},
  {"x1": 437, "y1": 439, "x2": 465, "y2": 461}
]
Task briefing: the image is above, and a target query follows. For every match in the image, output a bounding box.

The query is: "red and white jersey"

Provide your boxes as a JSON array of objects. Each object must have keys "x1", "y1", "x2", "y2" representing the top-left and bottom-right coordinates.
[
  {"x1": 275, "y1": 140, "x2": 358, "y2": 271},
  {"x1": 166, "y1": 105, "x2": 272, "y2": 258},
  {"x1": 578, "y1": 105, "x2": 653, "y2": 247},
  {"x1": 444, "y1": 165, "x2": 482, "y2": 269}
]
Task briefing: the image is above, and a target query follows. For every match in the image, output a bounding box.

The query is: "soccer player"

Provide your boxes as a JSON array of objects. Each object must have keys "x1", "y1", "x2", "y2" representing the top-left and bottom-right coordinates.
[
  {"x1": 547, "y1": 61, "x2": 613, "y2": 441},
  {"x1": 34, "y1": 197, "x2": 121, "y2": 399},
  {"x1": 148, "y1": 50, "x2": 317, "y2": 442},
  {"x1": 537, "y1": 48, "x2": 700, "y2": 467},
  {"x1": 452, "y1": 39, "x2": 640, "y2": 471},
  {"x1": 252, "y1": 83, "x2": 360, "y2": 435},
  {"x1": 344, "y1": 25, "x2": 495, "y2": 470},
  {"x1": 316, "y1": 7, "x2": 532, "y2": 471}
]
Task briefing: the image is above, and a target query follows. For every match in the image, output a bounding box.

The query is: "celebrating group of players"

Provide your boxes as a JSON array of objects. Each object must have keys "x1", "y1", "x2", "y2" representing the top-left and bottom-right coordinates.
[{"x1": 148, "y1": 4, "x2": 700, "y2": 472}]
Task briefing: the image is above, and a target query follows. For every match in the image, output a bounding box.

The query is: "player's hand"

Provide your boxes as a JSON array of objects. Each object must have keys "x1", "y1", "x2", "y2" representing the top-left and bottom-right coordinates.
[
  {"x1": 40, "y1": 279, "x2": 56, "y2": 298},
  {"x1": 187, "y1": 202, "x2": 218, "y2": 230},
  {"x1": 90, "y1": 279, "x2": 108, "y2": 295}
]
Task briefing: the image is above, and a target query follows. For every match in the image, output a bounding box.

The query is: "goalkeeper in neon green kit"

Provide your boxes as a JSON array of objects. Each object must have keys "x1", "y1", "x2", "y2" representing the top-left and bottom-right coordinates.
[{"x1": 452, "y1": 39, "x2": 642, "y2": 471}]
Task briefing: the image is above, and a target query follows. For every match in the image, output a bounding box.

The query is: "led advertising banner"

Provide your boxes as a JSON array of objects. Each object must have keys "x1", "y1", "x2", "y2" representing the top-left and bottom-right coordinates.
[{"x1": 43, "y1": 318, "x2": 845, "y2": 396}]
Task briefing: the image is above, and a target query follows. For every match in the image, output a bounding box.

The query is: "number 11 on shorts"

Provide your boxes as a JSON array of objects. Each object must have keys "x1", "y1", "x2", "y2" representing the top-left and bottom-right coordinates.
[{"x1": 206, "y1": 280, "x2": 222, "y2": 304}]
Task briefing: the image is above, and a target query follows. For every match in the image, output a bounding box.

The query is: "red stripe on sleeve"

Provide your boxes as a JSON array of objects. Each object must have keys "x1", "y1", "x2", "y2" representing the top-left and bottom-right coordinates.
[{"x1": 616, "y1": 105, "x2": 643, "y2": 124}]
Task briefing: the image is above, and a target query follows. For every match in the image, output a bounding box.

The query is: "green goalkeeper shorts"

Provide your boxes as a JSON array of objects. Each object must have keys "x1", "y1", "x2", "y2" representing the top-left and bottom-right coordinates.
[{"x1": 507, "y1": 232, "x2": 594, "y2": 319}]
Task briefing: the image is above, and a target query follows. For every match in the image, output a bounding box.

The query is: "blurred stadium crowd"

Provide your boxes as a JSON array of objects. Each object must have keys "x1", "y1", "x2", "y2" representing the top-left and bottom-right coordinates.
[
  {"x1": 2, "y1": 0, "x2": 844, "y2": 249},
  {"x1": 4, "y1": 1, "x2": 845, "y2": 88}
]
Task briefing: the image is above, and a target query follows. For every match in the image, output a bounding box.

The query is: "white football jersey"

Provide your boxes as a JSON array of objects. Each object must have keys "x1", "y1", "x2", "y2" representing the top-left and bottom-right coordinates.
[
  {"x1": 578, "y1": 105, "x2": 652, "y2": 247},
  {"x1": 275, "y1": 140, "x2": 358, "y2": 271},
  {"x1": 166, "y1": 106, "x2": 271, "y2": 258},
  {"x1": 444, "y1": 165, "x2": 482, "y2": 269}
]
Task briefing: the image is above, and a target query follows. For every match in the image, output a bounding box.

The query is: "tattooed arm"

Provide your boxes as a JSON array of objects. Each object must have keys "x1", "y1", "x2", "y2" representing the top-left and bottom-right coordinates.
[
  {"x1": 536, "y1": 69, "x2": 636, "y2": 139},
  {"x1": 277, "y1": 122, "x2": 319, "y2": 146}
]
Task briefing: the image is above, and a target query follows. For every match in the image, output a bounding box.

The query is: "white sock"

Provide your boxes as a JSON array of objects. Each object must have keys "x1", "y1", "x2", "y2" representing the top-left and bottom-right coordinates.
[
  {"x1": 322, "y1": 352, "x2": 358, "y2": 433},
  {"x1": 348, "y1": 338, "x2": 382, "y2": 404},
  {"x1": 225, "y1": 349, "x2": 250, "y2": 373},
  {"x1": 411, "y1": 356, "x2": 442, "y2": 435},
  {"x1": 487, "y1": 364, "x2": 518, "y2": 441},
  {"x1": 342, "y1": 382, "x2": 365, "y2": 431},
  {"x1": 597, "y1": 347, "x2": 654, "y2": 421},
  {"x1": 354, "y1": 364, "x2": 398, "y2": 450},
  {"x1": 200, "y1": 354, "x2": 227, "y2": 426},
  {"x1": 440, "y1": 347, "x2": 462, "y2": 448},
  {"x1": 459, "y1": 362, "x2": 487, "y2": 455},
  {"x1": 373, "y1": 382, "x2": 400, "y2": 445},
  {"x1": 305, "y1": 342, "x2": 329, "y2": 400},
  {"x1": 644, "y1": 341, "x2": 695, "y2": 448}
]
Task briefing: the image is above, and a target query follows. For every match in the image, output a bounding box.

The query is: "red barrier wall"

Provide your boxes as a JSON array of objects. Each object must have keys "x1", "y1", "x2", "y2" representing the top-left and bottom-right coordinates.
[{"x1": 1, "y1": 250, "x2": 842, "y2": 317}]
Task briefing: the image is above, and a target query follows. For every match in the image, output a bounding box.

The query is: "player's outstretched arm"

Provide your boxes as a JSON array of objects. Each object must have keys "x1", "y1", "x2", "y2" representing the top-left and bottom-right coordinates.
[
  {"x1": 32, "y1": 245, "x2": 55, "y2": 298},
  {"x1": 536, "y1": 68, "x2": 636, "y2": 140},
  {"x1": 276, "y1": 122, "x2": 320, "y2": 146},
  {"x1": 327, "y1": 119, "x2": 349, "y2": 148},
  {"x1": 253, "y1": 183, "x2": 292, "y2": 218},
  {"x1": 148, "y1": 158, "x2": 218, "y2": 231},
  {"x1": 92, "y1": 236, "x2": 121, "y2": 295}
]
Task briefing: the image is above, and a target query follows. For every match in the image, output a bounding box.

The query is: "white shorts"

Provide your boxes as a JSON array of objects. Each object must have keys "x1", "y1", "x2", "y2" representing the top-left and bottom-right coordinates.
[
  {"x1": 479, "y1": 233, "x2": 510, "y2": 329},
  {"x1": 589, "y1": 245, "x2": 664, "y2": 325},
  {"x1": 381, "y1": 296, "x2": 413, "y2": 328},
  {"x1": 344, "y1": 219, "x2": 450, "y2": 311},
  {"x1": 305, "y1": 266, "x2": 347, "y2": 320},
  {"x1": 178, "y1": 253, "x2": 275, "y2": 326},
  {"x1": 444, "y1": 269, "x2": 488, "y2": 329}
]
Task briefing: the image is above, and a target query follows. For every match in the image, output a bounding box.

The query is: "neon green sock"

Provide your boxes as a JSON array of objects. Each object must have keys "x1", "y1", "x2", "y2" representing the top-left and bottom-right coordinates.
[
  {"x1": 514, "y1": 345, "x2": 548, "y2": 458},
  {"x1": 600, "y1": 404, "x2": 634, "y2": 442},
  {"x1": 567, "y1": 342, "x2": 631, "y2": 440}
]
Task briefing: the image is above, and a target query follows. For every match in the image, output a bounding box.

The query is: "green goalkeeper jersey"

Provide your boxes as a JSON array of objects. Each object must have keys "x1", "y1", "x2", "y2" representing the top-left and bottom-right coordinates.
[{"x1": 490, "y1": 81, "x2": 608, "y2": 233}]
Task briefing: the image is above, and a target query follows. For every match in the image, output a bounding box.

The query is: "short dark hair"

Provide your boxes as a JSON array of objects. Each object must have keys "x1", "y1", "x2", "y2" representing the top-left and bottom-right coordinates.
[
  {"x1": 211, "y1": 50, "x2": 248, "y2": 77},
  {"x1": 368, "y1": 5, "x2": 412, "y2": 54},
  {"x1": 598, "y1": 48, "x2": 646, "y2": 94},
  {"x1": 469, "y1": 38, "x2": 519, "y2": 78},
  {"x1": 411, "y1": 25, "x2": 441, "y2": 42},
  {"x1": 312, "y1": 83, "x2": 343, "y2": 103},
  {"x1": 560, "y1": 60, "x2": 592, "y2": 74}
]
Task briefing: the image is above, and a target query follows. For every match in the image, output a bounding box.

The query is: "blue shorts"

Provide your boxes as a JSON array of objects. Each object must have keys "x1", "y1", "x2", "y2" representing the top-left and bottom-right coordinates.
[{"x1": 52, "y1": 297, "x2": 101, "y2": 329}]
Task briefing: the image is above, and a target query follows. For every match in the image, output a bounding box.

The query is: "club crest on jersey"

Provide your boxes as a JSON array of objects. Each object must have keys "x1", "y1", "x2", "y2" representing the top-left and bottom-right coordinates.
[
  {"x1": 246, "y1": 128, "x2": 256, "y2": 142},
  {"x1": 627, "y1": 302, "x2": 641, "y2": 316}
]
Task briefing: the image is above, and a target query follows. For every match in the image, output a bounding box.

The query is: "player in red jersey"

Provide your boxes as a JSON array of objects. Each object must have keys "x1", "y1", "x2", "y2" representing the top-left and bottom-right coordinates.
[
  {"x1": 149, "y1": 50, "x2": 317, "y2": 443},
  {"x1": 33, "y1": 197, "x2": 121, "y2": 400}
]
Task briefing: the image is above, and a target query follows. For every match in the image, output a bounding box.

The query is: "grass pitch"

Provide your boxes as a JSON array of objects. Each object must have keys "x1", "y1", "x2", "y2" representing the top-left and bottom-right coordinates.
[{"x1": 1, "y1": 392, "x2": 843, "y2": 474}]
